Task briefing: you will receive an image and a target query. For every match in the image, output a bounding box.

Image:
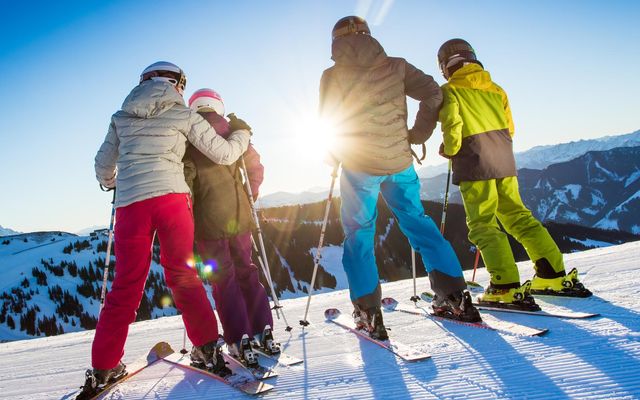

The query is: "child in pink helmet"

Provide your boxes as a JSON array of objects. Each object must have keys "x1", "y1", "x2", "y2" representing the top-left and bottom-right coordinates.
[{"x1": 184, "y1": 88, "x2": 277, "y2": 367}]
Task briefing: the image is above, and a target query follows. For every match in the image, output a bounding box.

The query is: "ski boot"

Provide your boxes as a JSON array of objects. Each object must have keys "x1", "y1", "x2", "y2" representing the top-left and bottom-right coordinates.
[
  {"x1": 478, "y1": 280, "x2": 541, "y2": 311},
  {"x1": 191, "y1": 340, "x2": 231, "y2": 377},
  {"x1": 432, "y1": 290, "x2": 482, "y2": 322},
  {"x1": 353, "y1": 305, "x2": 389, "y2": 341},
  {"x1": 76, "y1": 362, "x2": 127, "y2": 399},
  {"x1": 254, "y1": 325, "x2": 281, "y2": 355},
  {"x1": 530, "y1": 268, "x2": 592, "y2": 297},
  {"x1": 228, "y1": 334, "x2": 259, "y2": 368}
]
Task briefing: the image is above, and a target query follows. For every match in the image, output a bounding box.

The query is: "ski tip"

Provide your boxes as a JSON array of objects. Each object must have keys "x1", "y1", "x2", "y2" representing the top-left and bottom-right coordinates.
[
  {"x1": 381, "y1": 297, "x2": 398, "y2": 311},
  {"x1": 324, "y1": 308, "x2": 341, "y2": 320},
  {"x1": 420, "y1": 291, "x2": 434, "y2": 302},
  {"x1": 149, "y1": 341, "x2": 174, "y2": 360}
]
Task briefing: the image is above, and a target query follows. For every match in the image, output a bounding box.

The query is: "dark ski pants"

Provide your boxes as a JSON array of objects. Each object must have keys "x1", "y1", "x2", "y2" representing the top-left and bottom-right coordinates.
[
  {"x1": 92, "y1": 194, "x2": 219, "y2": 370},
  {"x1": 341, "y1": 166, "x2": 467, "y2": 310},
  {"x1": 197, "y1": 232, "x2": 273, "y2": 345}
]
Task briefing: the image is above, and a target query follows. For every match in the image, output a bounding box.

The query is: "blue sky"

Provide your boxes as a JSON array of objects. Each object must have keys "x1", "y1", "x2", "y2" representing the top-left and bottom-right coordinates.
[{"x1": 1, "y1": 0, "x2": 639, "y2": 232}]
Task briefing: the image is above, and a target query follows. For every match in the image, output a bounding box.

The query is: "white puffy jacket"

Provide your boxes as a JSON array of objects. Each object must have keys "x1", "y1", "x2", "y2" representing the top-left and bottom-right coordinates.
[{"x1": 94, "y1": 80, "x2": 250, "y2": 208}]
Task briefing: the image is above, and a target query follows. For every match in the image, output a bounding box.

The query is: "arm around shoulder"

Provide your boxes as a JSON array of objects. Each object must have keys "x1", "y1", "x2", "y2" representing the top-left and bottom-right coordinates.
[{"x1": 187, "y1": 111, "x2": 250, "y2": 165}]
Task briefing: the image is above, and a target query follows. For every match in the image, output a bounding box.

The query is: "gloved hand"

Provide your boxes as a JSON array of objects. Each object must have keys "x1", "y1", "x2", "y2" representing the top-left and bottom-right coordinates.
[
  {"x1": 100, "y1": 173, "x2": 117, "y2": 189},
  {"x1": 438, "y1": 143, "x2": 453, "y2": 159},
  {"x1": 228, "y1": 113, "x2": 252, "y2": 133}
]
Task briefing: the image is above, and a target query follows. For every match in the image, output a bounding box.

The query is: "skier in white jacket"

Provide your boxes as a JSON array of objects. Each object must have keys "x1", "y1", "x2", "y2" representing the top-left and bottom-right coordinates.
[{"x1": 80, "y1": 61, "x2": 251, "y2": 396}]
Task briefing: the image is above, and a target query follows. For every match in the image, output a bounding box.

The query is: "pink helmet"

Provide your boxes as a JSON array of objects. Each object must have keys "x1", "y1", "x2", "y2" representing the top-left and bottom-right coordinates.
[{"x1": 188, "y1": 88, "x2": 225, "y2": 116}]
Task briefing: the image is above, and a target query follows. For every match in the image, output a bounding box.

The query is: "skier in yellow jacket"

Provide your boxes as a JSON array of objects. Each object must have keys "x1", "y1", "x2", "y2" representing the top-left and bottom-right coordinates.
[{"x1": 436, "y1": 39, "x2": 591, "y2": 310}]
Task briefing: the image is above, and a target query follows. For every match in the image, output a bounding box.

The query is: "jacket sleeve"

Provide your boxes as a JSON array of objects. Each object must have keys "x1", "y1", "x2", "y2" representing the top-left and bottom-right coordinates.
[
  {"x1": 319, "y1": 70, "x2": 341, "y2": 165},
  {"x1": 242, "y1": 143, "x2": 264, "y2": 197},
  {"x1": 498, "y1": 86, "x2": 515, "y2": 137},
  {"x1": 182, "y1": 145, "x2": 197, "y2": 195},
  {"x1": 439, "y1": 87, "x2": 463, "y2": 156},
  {"x1": 404, "y1": 60, "x2": 443, "y2": 143},
  {"x1": 94, "y1": 119, "x2": 119, "y2": 187},
  {"x1": 187, "y1": 111, "x2": 250, "y2": 165}
]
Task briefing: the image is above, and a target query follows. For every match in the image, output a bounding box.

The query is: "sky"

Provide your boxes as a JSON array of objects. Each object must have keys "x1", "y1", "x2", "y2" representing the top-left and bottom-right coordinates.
[{"x1": 1, "y1": 0, "x2": 639, "y2": 233}]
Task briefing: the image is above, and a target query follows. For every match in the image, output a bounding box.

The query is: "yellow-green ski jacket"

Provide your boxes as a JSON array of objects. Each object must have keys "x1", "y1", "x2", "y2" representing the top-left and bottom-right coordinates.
[{"x1": 439, "y1": 63, "x2": 517, "y2": 185}]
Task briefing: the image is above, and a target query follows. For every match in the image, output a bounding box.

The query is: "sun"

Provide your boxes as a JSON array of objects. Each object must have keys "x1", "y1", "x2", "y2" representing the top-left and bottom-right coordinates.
[{"x1": 290, "y1": 111, "x2": 340, "y2": 161}]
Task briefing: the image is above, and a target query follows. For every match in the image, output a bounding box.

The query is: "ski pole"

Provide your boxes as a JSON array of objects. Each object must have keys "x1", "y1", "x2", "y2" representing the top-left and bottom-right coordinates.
[
  {"x1": 300, "y1": 164, "x2": 339, "y2": 327},
  {"x1": 240, "y1": 156, "x2": 292, "y2": 332},
  {"x1": 410, "y1": 246, "x2": 419, "y2": 303},
  {"x1": 440, "y1": 159, "x2": 452, "y2": 234},
  {"x1": 472, "y1": 247, "x2": 481, "y2": 282},
  {"x1": 99, "y1": 185, "x2": 116, "y2": 313}
]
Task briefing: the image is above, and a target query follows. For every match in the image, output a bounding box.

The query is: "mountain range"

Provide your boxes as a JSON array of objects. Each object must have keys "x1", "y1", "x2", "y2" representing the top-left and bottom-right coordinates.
[
  {"x1": 416, "y1": 129, "x2": 640, "y2": 178},
  {"x1": 1, "y1": 197, "x2": 638, "y2": 340}
]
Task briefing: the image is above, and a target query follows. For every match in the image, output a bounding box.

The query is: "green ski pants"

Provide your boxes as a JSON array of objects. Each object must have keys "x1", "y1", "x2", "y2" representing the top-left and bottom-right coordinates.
[{"x1": 459, "y1": 176, "x2": 565, "y2": 287}]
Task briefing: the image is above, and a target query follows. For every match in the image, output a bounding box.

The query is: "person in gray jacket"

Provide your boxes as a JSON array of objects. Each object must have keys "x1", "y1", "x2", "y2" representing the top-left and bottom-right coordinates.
[
  {"x1": 320, "y1": 17, "x2": 481, "y2": 341},
  {"x1": 80, "y1": 61, "x2": 250, "y2": 396}
]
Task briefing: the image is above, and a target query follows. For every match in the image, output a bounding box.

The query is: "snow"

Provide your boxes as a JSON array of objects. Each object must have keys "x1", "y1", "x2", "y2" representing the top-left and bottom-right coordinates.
[
  {"x1": 625, "y1": 169, "x2": 640, "y2": 188},
  {"x1": 309, "y1": 245, "x2": 348, "y2": 290},
  {"x1": 1, "y1": 241, "x2": 640, "y2": 399}
]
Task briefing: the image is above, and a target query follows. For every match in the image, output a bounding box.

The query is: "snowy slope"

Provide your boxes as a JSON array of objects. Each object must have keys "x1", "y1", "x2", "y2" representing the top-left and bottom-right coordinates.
[{"x1": 1, "y1": 241, "x2": 640, "y2": 399}]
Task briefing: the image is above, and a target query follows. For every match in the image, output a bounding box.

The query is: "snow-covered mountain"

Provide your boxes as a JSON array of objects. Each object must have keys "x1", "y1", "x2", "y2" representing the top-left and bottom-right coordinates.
[
  {"x1": 420, "y1": 146, "x2": 640, "y2": 233},
  {"x1": 1, "y1": 241, "x2": 639, "y2": 399},
  {"x1": 259, "y1": 187, "x2": 340, "y2": 209},
  {"x1": 0, "y1": 225, "x2": 21, "y2": 237},
  {"x1": 417, "y1": 129, "x2": 640, "y2": 178}
]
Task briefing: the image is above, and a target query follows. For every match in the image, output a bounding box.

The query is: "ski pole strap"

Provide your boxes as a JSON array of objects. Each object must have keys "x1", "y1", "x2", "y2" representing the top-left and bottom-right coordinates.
[{"x1": 410, "y1": 144, "x2": 427, "y2": 165}]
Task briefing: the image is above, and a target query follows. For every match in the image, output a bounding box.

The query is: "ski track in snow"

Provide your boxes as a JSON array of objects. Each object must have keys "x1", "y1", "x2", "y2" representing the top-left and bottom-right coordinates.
[{"x1": 1, "y1": 242, "x2": 640, "y2": 399}]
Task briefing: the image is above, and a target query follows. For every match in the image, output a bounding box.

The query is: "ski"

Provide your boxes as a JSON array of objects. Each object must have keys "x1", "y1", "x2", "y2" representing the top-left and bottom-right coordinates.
[
  {"x1": 324, "y1": 308, "x2": 431, "y2": 362},
  {"x1": 252, "y1": 346, "x2": 304, "y2": 366},
  {"x1": 221, "y1": 350, "x2": 278, "y2": 380},
  {"x1": 421, "y1": 291, "x2": 598, "y2": 319},
  {"x1": 161, "y1": 347, "x2": 273, "y2": 395},
  {"x1": 382, "y1": 297, "x2": 547, "y2": 337},
  {"x1": 473, "y1": 303, "x2": 599, "y2": 319},
  {"x1": 75, "y1": 341, "x2": 174, "y2": 400}
]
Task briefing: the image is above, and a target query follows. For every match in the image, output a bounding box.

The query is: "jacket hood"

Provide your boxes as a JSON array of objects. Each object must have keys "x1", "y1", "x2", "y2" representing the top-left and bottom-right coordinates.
[
  {"x1": 331, "y1": 34, "x2": 387, "y2": 67},
  {"x1": 121, "y1": 80, "x2": 185, "y2": 118},
  {"x1": 449, "y1": 63, "x2": 493, "y2": 90}
]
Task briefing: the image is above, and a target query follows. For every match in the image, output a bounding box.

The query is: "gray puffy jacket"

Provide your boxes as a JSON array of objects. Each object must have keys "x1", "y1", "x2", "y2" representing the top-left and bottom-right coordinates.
[
  {"x1": 320, "y1": 34, "x2": 442, "y2": 175},
  {"x1": 94, "y1": 80, "x2": 250, "y2": 208}
]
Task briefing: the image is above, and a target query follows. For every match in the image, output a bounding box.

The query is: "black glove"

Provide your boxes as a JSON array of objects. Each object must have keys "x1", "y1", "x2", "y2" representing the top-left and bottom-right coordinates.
[
  {"x1": 227, "y1": 113, "x2": 252, "y2": 133},
  {"x1": 439, "y1": 142, "x2": 453, "y2": 159}
]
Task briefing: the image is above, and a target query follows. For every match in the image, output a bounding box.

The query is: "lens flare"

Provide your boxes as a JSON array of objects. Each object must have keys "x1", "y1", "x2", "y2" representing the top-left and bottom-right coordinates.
[{"x1": 160, "y1": 295, "x2": 173, "y2": 308}]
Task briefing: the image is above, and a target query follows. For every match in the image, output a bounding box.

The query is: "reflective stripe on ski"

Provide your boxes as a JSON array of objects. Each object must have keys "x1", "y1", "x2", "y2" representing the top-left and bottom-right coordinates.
[
  {"x1": 382, "y1": 297, "x2": 548, "y2": 337},
  {"x1": 75, "y1": 341, "x2": 174, "y2": 400},
  {"x1": 324, "y1": 308, "x2": 431, "y2": 362},
  {"x1": 161, "y1": 348, "x2": 273, "y2": 395}
]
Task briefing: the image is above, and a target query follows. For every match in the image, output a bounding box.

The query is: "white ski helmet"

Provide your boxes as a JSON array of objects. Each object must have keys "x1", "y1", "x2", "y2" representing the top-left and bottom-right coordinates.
[
  {"x1": 139, "y1": 61, "x2": 187, "y2": 93},
  {"x1": 188, "y1": 88, "x2": 225, "y2": 116}
]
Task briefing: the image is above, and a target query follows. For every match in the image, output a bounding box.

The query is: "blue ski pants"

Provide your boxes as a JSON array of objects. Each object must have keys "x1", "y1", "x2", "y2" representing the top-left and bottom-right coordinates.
[{"x1": 340, "y1": 165, "x2": 466, "y2": 309}]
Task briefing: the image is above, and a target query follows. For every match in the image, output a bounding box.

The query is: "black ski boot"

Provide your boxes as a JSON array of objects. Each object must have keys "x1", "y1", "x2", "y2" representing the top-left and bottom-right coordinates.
[
  {"x1": 191, "y1": 340, "x2": 231, "y2": 377},
  {"x1": 76, "y1": 362, "x2": 126, "y2": 400},
  {"x1": 229, "y1": 334, "x2": 259, "y2": 368},
  {"x1": 353, "y1": 305, "x2": 389, "y2": 341},
  {"x1": 432, "y1": 291, "x2": 482, "y2": 322}
]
